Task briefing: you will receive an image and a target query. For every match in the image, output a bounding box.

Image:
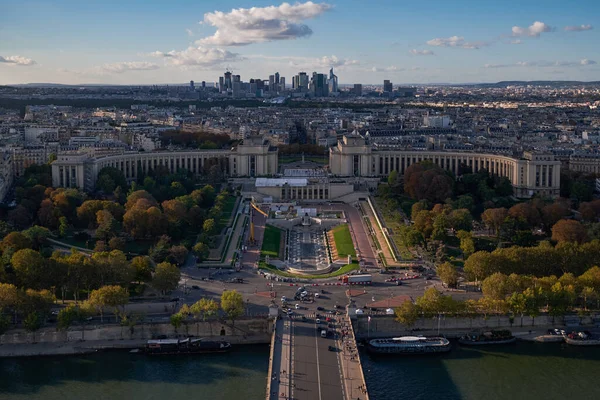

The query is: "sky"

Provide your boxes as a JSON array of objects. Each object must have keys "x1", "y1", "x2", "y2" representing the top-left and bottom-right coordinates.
[{"x1": 1, "y1": 0, "x2": 599, "y2": 85}]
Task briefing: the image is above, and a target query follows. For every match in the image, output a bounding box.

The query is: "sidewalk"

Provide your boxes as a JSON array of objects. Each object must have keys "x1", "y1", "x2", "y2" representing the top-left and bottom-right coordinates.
[
  {"x1": 268, "y1": 318, "x2": 292, "y2": 400},
  {"x1": 337, "y1": 316, "x2": 369, "y2": 400}
]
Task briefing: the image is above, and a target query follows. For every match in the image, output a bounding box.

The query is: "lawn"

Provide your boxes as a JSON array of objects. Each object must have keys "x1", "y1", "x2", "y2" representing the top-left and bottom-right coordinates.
[
  {"x1": 261, "y1": 224, "x2": 282, "y2": 258},
  {"x1": 217, "y1": 196, "x2": 239, "y2": 231},
  {"x1": 259, "y1": 261, "x2": 359, "y2": 279},
  {"x1": 332, "y1": 224, "x2": 356, "y2": 258}
]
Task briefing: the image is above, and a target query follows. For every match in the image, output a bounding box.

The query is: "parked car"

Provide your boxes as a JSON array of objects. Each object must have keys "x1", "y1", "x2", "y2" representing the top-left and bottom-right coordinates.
[
  {"x1": 316, "y1": 318, "x2": 321, "y2": 324},
  {"x1": 317, "y1": 306, "x2": 324, "y2": 311}
]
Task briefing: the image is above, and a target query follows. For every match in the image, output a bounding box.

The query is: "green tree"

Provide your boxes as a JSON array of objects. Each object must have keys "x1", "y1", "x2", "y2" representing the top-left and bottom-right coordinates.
[
  {"x1": 88, "y1": 285, "x2": 129, "y2": 323},
  {"x1": 190, "y1": 298, "x2": 220, "y2": 336},
  {"x1": 152, "y1": 262, "x2": 180, "y2": 295},
  {"x1": 170, "y1": 313, "x2": 184, "y2": 332},
  {"x1": 203, "y1": 218, "x2": 216, "y2": 235},
  {"x1": 394, "y1": 301, "x2": 420, "y2": 327},
  {"x1": 436, "y1": 262, "x2": 459, "y2": 288},
  {"x1": 221, "y1": 290, "x2": 244, "y2": 328},
  {"x1": 58, "y1": 216, "x2": 69, "y2": 237},
  {"x1": 57, "y1": 305, "x2": 80, "y2": 330},
  {"x1": 131, "y1": 256, "x2": 153, "y2": 284},
  {"x1": 404, "y1": 161, "x2": 454, "y2": 203},
  {"x1": 24, "y1": 311, "x2": 42, "y2": 337},
  {"x1": 481, "y1": 208, "x2": 508, "y2": 237},
  {"x1": 193, "y1": 242, "x2": 210, "y2": 262},
  {"x1": 482, "y1": 273, "x2": 509, "y2": 300},
  {"x1": 507, "y1": 292, "x2": 527, "y2": 327},
  {"x1": 11, "y1": 249, "x2": 46, "y2": 289},
  {"x1": 97, "y1": 167, "x2": 127, "y2": 193}
]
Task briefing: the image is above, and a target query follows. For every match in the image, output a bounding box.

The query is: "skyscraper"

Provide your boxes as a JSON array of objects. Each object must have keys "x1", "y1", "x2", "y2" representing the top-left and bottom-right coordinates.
[
  {"x1": 269, "y1": 75, "x2": 275, "y2": 92},
  {"x1": 353, "y1": 84, "x2": 362, "y2": 96},
  {"x1": 310, "y1": 72, "x2": 328, "y2": 97},
  {"x1": 280, "y1": 77, "x2": 285, "y2": 91},
  {"x1": 218, "y1": 77, "x2": 225, "y2": 92},
  {"x1": 383, "y1": 80, "x2": 393, "y2": 93},
  {"x1": 190, "y1": 80, "x2": 195, "y2": 90},
  {"x1": 224, "y1": 71, "x2": 232, "y2": 91},
  {"x1": 201, "y1": 81, "x2": 206, "y2": 88},
  {"x1": 275, "y1": 72, "x2": 280, "y2": 85},
  {"x1": 328, "y1": 68, "x2": 338, "y2": 93}
]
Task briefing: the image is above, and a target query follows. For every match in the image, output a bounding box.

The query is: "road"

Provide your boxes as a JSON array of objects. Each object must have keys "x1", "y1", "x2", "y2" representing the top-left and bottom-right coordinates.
[{"x1": 291, "y1": 316, "x2": 344, "y2": 400}]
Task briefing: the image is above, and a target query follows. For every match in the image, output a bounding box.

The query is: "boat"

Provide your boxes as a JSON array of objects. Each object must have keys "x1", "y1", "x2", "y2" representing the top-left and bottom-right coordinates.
[
  {"x1": 367, "y1": 336, "x2": 451, "y2": 354},
  {"x1": 459, "y1": 330, "x2": 516, "y2": 346},
  {"x1": 145, "y1": 338, "x2": 232, "y2": 355},
  {"x1": 563, "y1": 331, "x2": 600, "y2": 346}
]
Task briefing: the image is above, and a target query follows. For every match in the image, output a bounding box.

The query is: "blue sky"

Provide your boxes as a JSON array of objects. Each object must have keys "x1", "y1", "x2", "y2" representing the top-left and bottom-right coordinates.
[{"x1": 1, "y1": 0, "x2": 599, "y2": 84}]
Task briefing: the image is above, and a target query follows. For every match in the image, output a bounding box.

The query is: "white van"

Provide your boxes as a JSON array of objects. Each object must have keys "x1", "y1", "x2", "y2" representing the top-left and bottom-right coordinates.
[{"x1": 321, "y1": 330, "x2": 327, "y2": 338}]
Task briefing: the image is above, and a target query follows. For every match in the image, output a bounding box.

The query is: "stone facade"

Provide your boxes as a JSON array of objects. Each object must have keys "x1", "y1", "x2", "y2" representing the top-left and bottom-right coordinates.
[{"x1": 329, "y1": 135, "x2": 561, "y2": 198}]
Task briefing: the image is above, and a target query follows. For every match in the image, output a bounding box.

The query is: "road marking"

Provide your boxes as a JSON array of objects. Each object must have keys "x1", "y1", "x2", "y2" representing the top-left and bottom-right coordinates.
[{"x1": 315, "y1": 323, "x2": 323, "y2": 400}]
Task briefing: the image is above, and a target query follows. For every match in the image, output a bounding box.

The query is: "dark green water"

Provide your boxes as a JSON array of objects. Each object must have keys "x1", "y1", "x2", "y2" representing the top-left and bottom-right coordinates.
[
  {"x1": 361, "y1": 341, "x2": 600, "y2": 400},
  {"x1": 0, "y1": 346, "x2": 269, "y2": 400},
  {"x1": 2, "y1": 342, "x2": 600, "y2": 400}
]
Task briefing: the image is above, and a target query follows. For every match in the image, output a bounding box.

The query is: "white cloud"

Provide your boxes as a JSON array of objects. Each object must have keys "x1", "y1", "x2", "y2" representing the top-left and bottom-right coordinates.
[
  {"x1": 318, "y1": 55, "x2": 359, "y2": 68},
  {"x1": 485, "y1": 59, "x2": 596, "y2": 68},
  {"x1": 100, "y1": 62, "x2": 160, "y2": 73},
  {"x1": 150, "y1": 46, "x2": 242, "y2": 68},
  {"x1": 0, "y1": 55, "x2": 36, "y2": 66},
  {"x1": 510, "y1": 39, "x2": 522, "y2": 45},
  {"x1": 426, "y1": 36, "x2": 485, "y2": 49},
  {"x1": 197, "y1": 1, "x2": 332, "y2": 46},
  {"x1": 564, "y1": 24, "x2": 593, "y2": 32},
  {"x1": 186, "y1": 28, "x2": 194, "y2": 37},
  {"x1": 410, "y1": 49, "x2": 434, "y2": 56},
  {"x1": 511, "y1": 21, "x2": 553, "y2": 37}
]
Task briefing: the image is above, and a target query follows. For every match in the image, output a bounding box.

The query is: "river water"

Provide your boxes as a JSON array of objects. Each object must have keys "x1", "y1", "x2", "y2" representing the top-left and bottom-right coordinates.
[
  {"x1": 361, "y1": 341, "x2": 600, "y2": 400},
  {"x1": 0, "y1": 346, "x2": 269, "y2": 400},
  {"x1": 1, "y1": 342, "x2": 599, "y2": 400}
]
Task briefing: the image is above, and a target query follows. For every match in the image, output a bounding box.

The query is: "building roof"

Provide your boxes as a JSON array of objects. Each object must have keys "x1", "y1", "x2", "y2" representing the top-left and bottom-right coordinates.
[{"x1": 255, "y1": 178, "x2": 308, "y2": 187}]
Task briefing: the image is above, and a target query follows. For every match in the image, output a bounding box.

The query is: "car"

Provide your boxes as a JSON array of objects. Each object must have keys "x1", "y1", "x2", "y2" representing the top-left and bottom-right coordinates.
[
  {"x1": 334, "y1": 305, "x2": 341, "y2": 309},
  {"x1": 321, "y1": 330, "x2": 327, "y2": 338},
  {"x1": 317, "y1": 306, "x2": 324, "y2": 311},
  {"x1": 286, "y1": 310, "x2": 293, "y2": 315},
  {"x1": 314, "y1": 293, "x2": 320, "y2": 298},
  {"x1": 51, "y1": 310, "x2": 59, "y2": 316},
  {"x1": 425, "y1": 276, "x2": 432, "y2": 281},
  {"x1": 316, "y1": 318, "x2": 321, "y2": 324},
  {"x1": 355, "y1": 309, "x2": 364, "y2": 315},
  {"x1": 328, "y1": 346, "x2": 336, "y2": 352},
  {"x1": 396, "y1": 281, "x2": 402, "y2": 286},
  {"x1": 191, "y1": 285, "x2": 200, "y2": 290},
  {"x1": 295, "y1": 304, "x2": 300, "y2": 309},
  {"x1": 281, "y1": 296, "x2": 287, "y2": 302}
]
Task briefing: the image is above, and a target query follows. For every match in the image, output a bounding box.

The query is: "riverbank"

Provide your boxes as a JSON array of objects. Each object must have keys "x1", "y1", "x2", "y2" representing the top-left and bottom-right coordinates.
[{"x1": 0, "y1": 318, "x2": 272, "y2": 358}]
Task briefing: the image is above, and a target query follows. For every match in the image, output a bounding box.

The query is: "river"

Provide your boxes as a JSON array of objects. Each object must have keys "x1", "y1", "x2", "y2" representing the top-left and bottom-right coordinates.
[
  {"x1": 0, "y1": 345, "x2": 269, "y2": 400},
  {"x1": 2, "y1": 342, "x2": 600, "y2": 400},
  {"x1": 361, "y1": 341, "x2": 600, "y2": 400}
]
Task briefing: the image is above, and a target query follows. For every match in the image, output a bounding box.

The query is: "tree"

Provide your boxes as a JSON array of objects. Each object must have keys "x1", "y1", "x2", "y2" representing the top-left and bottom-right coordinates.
[
  {"x1": 1, "y1": 232, "x2": 32, "y2": 253},
  {"x1": 58, "y1": 216, "x2": 69, "y2": 237},
  {"x1": 22, "y1": 226, "x2": 50, "y2": 250},
  {"x1": 523, "y1": 287, "x2": 541, "y2": 326},
  {"x1": 97, "y1": 167, "x2": 127, "y2": 193},
  {"x1": 448, "y1": 209, "x2": 473, "y2": 232},
  {"x1": 168, "y1": 245, "x2": 188, "y2": 266},
  {"x1": 89, "y1": 285, "x2": 129, "y2": 323},
  {"x1": 481, "y1": 208, "x2": 508, "y2": 236},
  {"x1": 7, "y1": 205, "x2": 33, "y2": 229},
  {"x1": 170, "y1": 313, "x2": 185, "y2": 332},
  {"x1": 11, "y1": 249, "x2": 46, "y2": 289},
  {"x1": 552, "y1": 220, "x2": 588, "y2": 244},
  {"x1": 541, "y1": 202, "x2": 571, "y2": 231},
  {"x1": 131, "y1": 256, "x2": 153, "y2": 284},
  {"x1": 394, "y1": 301, "x2": 420, "y2": 327},
  {"x1": 579, "y1": 200, "x2": 600, "y2": 222},
  {"x1": 437, "y1": 262, "x2": 459, "y2": 288},
  {"x1": 108, "y1": 236, "x2": 126, "y2": 251},
  {"x1": 57, "y1": 305, "x2": 80, "y2": 330},
  {"x1": 221, "y1": 290, "x2": 244, "y2": 327},
  {"x1": 152, "y1": 262, "x2": 180, "y2": 295},
  {"x1": 457, "y1": 230, "x2": 475, "y2": 258},
  {"x1": 507, "y1": 292, "x2": 527, "y2": 327},
  {"x1": 508, "y1": 203, "x2": 541, "y2": 227},
  {"x1": 24, "y1": 311, "x2": 42, "y2": 336},
  {"x1": 190, "y1": 298, "x2": 220, "y2": 336},
  {"x1": 203, "y1": 218, "x2": 216, "y2": 235},
  {"x1": 482, "y1": 273, "x2": 509, "y2": 300},
  {"x1": 410, "y1": 200, "x2": 429, "y2": 218},
  {"x1": 125, "y1": 190, "x2": 158, "y2": 210},
  {"x1": 404, "y1": 161, "x2": 454, "y2": 203},
  {"x1": 193, "y1": 242, "x2": 210, "y2": 262},
  {"x1": 413, "y1": 210, "x2": 434, "y2": 239}
]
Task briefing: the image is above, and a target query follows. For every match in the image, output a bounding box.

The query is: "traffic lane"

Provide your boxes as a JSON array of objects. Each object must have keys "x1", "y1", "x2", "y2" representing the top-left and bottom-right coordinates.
[
  {"x1": 315, "y1": 324, "x2": 344, "y2": 400},
  {"x1": 293, "y1": 321, "x2": 320, "y2": 400},
  {"x1": 292, "y1": 319, "x2": 343, "y2": 400}
]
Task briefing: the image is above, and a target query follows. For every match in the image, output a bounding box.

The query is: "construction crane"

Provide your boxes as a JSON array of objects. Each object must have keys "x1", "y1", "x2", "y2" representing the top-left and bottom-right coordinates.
[{"x1": 249, "y1": 202, "x2": 268, "y2": 244}]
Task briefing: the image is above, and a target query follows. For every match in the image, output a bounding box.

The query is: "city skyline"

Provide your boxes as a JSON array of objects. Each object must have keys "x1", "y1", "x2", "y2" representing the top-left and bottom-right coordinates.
[{"x1": 1, "y1": 0, "x2": 599, "y2": 85}]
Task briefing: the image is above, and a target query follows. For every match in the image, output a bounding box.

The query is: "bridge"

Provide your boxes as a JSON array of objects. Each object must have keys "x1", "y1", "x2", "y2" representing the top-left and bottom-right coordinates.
[{"x1": 266, "y1": 311, "x2": 369, "y2": 400}]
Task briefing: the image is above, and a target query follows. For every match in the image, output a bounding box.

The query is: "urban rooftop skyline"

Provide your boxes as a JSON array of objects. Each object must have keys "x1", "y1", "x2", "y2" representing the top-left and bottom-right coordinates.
[{"x1": 1, "y1": 0, "x2": 599, "y2": 85}]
